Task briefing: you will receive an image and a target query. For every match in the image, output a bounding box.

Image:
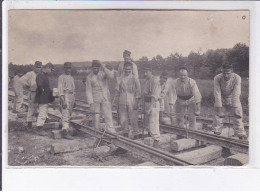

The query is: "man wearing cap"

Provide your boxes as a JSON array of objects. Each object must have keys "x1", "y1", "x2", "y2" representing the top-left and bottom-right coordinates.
[
  {"x1": 115, "y1": 62, "x2": 141, "y2": 138},
  {"x1": 142, "y1": 67, "x2": 162, "y2": 148},
  {"x1": 58, "y1": 62, "x2": 76, "y2": 139},
  {"x1": 172, "y1": 67, "x2": 201, "y2": 130},
  {"x1": 116, "y1": 50, "x2": 139, "y2": 83},
  {"x1": 12, "y1": 70, "x2": 24, "y2": 113},
  {"x1": 34, "y1": 63, "x2": 55, "y2": 134},
  {"x1": 213, "y1": 64, "x2": 247, "y2": 139},
  {"x1": 20, "y1": 61, "x2": 42, "y2": 129},
  {"x1": 85, "y1": 60, "x2": 116, "y2": 133}
]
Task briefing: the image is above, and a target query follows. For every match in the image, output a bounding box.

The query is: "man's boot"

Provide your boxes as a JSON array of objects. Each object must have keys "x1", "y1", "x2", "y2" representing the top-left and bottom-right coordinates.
[
  {"x1": 61, "y1": 129, "x2": 74, "y2": 140},
  {"x1": 153, "y1": 140, "x2": 160, "y2": 149},
  {"x1": 36, "y1": 126, "x2": 47, "y2": 136},
  {"x1": 27, "y1": 122, "x2": 33, "y2": 131}
]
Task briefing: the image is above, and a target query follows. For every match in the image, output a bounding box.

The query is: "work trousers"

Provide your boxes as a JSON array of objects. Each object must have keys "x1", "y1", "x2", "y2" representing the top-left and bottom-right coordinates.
[
  {"x1": 13, "y1": 89, "x2": 24, "y2": 112},
  {"x1": 36, "y1": 104, "x2": 48, "y2": 127},
  {"x1": 27, "y1": 91, "x2": 38, "y2": 122},
  {"x1": 175, "y1": 99, "x2": 198, "y2": 130},
  {"x1": 144, "y1": 101, "x2": 160, "y2": 141},
  {"x1": 61, "y1": 93, "x2": 75, "y2": 130},
  {"x1": 93, "y1": 100, "x2": 115, "y2": 133},
  {"x1": 214, "y1": 101, "x2": 246, "y2": 136},
  {"x1": 119, "y1": 104, "x2": 139, "y2": 133}
]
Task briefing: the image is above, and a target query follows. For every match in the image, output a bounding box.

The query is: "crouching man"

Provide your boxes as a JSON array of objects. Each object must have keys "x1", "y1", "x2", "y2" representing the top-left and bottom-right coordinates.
[
  {"x1": 213, "y1": 64, "x2": 247, "y2": 139},
  {"x1": 35, "y1": 63, "x2": 55, "y2": 135},
  {"x1": 58, "y1": 62, "x2": 76, "y2": 139},
  {"x1": 172, "y1": 67, "x2": 201, "y2": 130},
  {"x1": 115, "y1": 62, "x2": 141, "y2": 139},
  {"x1": 20, "y1": 61, "x2": 42, "y2": 129}
]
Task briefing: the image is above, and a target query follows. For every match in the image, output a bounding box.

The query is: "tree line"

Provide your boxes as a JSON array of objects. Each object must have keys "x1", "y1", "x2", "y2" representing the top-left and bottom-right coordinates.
[{"x1": 9, "y1": 43, "x2": 249, "y2": 79}]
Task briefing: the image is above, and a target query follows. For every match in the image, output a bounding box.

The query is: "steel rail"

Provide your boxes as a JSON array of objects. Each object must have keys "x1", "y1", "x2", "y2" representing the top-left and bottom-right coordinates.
[{"x1": 8, "y1": 94, "x2": 249, "y2": 153}]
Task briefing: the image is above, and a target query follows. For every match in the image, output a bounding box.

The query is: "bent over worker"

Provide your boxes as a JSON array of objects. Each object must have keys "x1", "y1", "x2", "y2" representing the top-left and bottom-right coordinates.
[
  {"x1": 58, "y1": 62, "x2": 76, "y2": 139},
  {"x1": 12, "y1": 70, "x2": 24, "y2": 113},
  {"x1": 35, "y1": 63, "x2": 55, "y2": 133},
  {"x1": 115, "y1": 62, "x2": 141, "y2": 139},
  {"x1": 142, "y1": 67, "x2": 162, "y2": 148},
  {"x1": 213, "y1": 64, "x2": 247, "y2": 139},
  {"x1": 172, "y1": 67, "x2": 202, "y2": 130},
  {"x1": 85, "y1": 60, "x2": 116, "y2": 133},
  {"x1": 20, "y1": 61, "x2": 42, "y2": 129}
]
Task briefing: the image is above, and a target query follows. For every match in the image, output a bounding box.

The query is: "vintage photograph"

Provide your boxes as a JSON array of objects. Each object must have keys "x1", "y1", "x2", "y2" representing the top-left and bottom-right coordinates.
[{"x1": 7, "y1": 10, "x2": 249, "y2": 167}]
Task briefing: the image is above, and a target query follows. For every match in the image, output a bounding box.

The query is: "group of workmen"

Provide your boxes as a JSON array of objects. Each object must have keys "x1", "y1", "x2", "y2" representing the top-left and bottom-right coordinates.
[{"x1": 10, "y1": 49, "x2": 247, "y2": 147}]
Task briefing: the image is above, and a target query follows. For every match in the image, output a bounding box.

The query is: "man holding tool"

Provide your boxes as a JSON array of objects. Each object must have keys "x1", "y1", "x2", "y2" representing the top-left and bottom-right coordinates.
[
  {"x1": 85, "y1": 60, "x2": 116, "y2": 133},
  {"x1": 58, "y1": 62, "x2": 76, "y2": 139},
  {"x1": 142, "y1": 66, "x2": 162, "y2": 148},
  {"x1": 114, "y1": 62, "x2": 141, "y2": 139},
  {"x1": 171, "y1": 67, "x2": 202, "y2": 130},
  {"x1": 20, "y1": 61, "x2": 42, "y2": 130},
  {"x1": 213, "y1": 64, "x2": 247, "y2": 139}
]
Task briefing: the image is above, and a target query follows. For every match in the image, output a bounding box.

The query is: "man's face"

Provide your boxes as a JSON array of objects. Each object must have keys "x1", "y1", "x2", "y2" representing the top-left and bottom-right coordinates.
[
  {"x1": 144, "y1": 70, "x2": 152, "y2": 78},
  {"x1": 222, "y1": 70, "x2": 232, "y2": 81},
  {"x1": 123, "y1": 53, "x2": 131, "y2": 62},
  {"x1": 92, "y1": 65, "x2": 100, "y2": 75},
  {"x1": 34, "y1": 66, "x2": 42, "y2": 74},
  {"x1": 17, "y1": 72, "x2": 23, "y2": 77},
  {"x1": 179, "y1": 69, "x2": 188, "y2": 82},
  {"x1": 160, "y1": 76, "x2": 168, "y2": 85},
  {"x1": 124, "y1": 66, "x2": 132, "y2": 76},
  {"x1": 45, "y1": 67, "x2": 52, "y2": 74},
  {"x1": 65, "y1": 67, "x2": 72, "y2": 75}
]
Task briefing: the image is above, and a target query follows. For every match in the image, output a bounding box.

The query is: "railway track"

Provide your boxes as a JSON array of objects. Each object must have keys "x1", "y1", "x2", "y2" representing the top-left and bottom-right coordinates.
[{"x1": 8, "y1": 92, "x2": 249, "y2": 166}]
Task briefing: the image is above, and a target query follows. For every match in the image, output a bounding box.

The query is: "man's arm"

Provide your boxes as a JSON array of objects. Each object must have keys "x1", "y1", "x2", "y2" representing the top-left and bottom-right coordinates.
[
  {"x1": 36, "y1": 74, "x2": 44, "y2": 93},
  {"x1": 19, "y1": 72, "x2": 30, "y2": 89},
  {"x1": 102, "y1": 63, "x2": 114, "y2": 79},
  {"x1": 191, "y1": 80, "x2": 202, "y2": 104},
  {"x1": 231, "y1": 75, "x2": 242, "y2": 107},
  {"x1": 85, "y1": 75, "x2": 94, "y2": 105},
  {"x1": 132, "y1": 62, "x2": 139, "y2": 79},
  {"x1": 214, "y1": 75, "x2": 222, "y2": 107}
]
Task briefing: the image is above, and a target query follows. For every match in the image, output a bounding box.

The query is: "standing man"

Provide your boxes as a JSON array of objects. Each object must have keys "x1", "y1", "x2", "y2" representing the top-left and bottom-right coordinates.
[
  {"x1": 58, "y1": 62, "x2": 76, "y2": 139},
  {"x1": 35, "y1": 63, "x2": 55, "y2": 134},
  {"x1": 85, "y1": 60, "x2": 116, "y2": 133},
  {"x1": 142, "y1": 67, "x2": 162, "y2": 148},
  {"x1": 213, "y1": 64, "x2": 247, "y2": 139},
  {"x1": 115, "y1": 62, "x2": 141, "y2": 139},
  {"x1": 172, "y1": 67, "x2": 201, "y2": 130},
  {"x1": 12, "y1": 70, "x2": 24, "y2": 113},
  {"x1": 20, "y1": 61, "x2": 42, "y2": 129},
  {"x1": 116, "y1": 50, "x2": 139, "y2": 83}
]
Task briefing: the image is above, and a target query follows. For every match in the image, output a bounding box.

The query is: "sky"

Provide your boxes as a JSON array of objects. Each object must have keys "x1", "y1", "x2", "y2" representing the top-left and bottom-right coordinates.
[{"x1": 8, "y1": 10, "x2": 249, "y2": 64}]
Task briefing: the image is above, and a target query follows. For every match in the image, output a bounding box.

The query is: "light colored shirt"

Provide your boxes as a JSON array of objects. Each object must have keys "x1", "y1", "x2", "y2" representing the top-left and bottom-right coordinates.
[
  {"x1": 172, "y1": 77, "x2": 201, "y2": 103},
  {"x1": 117, "y1": 61, "x2": 139, "y2": 83},
  {"x1": 20, "y1": 71, "x2": 37, "y2": 91},
  {"x1": 214, "y1": 73, "x2": 242, "y2": 107},
  {"x1": 116, "y1": 74, "x2": 141, "y2": 106},
  {"x1": 13, "y1": 75, "x2": 23, "y2": 94},
  {"x1": 58, "y1": 74, "x2": 75, "y2": 96},
  {"x1": 85, "y1": 68, "x2": 114, "y2": 104},
  {"x1": 160, "y1": 78, "x2": 177, "y2": 105},
  {"x1": 142, "y1": 75, "x2": 161, "y2": 101}
]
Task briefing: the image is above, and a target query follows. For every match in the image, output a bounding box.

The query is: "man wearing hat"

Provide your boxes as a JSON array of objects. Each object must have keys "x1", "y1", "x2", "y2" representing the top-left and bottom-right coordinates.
[
  {"x1": 12, "y1": 69, "x2": 24, "y2": 113},
  {"x1": 34, "y1": 63, "x2": 55, "y2": 134},
  {"x1": 213, "y1": 64, "x2": 247, "y2": 139},
  {"x1": 115, "y1": 62, "x2": 141, "y2": 139},
  {"x1": 85, "y1": 60, "x2": 116, "y2": 133},
  {"x1": 20, "y1": 61, "x2": 42, "y2": 129},
  {"x1": 142, "y1": 66, "x2": 163, "y2": 148},
  {"x1": 58, "y1": 62, "x2": 76, "y2": 139},
  {"x1": 116, "y1": 50, "x2": 139, "y2": 83},
  {"x1": 171, "y1": 67, "x2": 201, "y2": 130}
]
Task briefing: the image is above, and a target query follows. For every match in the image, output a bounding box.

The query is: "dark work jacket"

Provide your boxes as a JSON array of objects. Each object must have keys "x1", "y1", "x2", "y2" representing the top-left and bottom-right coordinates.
[{"x1": 35, "y1": 72, "x2": 54, "y2": 104}]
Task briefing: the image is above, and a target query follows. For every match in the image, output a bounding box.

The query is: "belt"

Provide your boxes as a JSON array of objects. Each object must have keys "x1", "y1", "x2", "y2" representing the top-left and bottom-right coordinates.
[
  {"x1": 64, "y1": 91, "x2": 74, "y2": 94},
  {"x1": 177, "y1": 95, "x2": 193, "y2": 101},
  {"x1": 144, "y1": 95, "x2": 152, "y2": 103}
]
